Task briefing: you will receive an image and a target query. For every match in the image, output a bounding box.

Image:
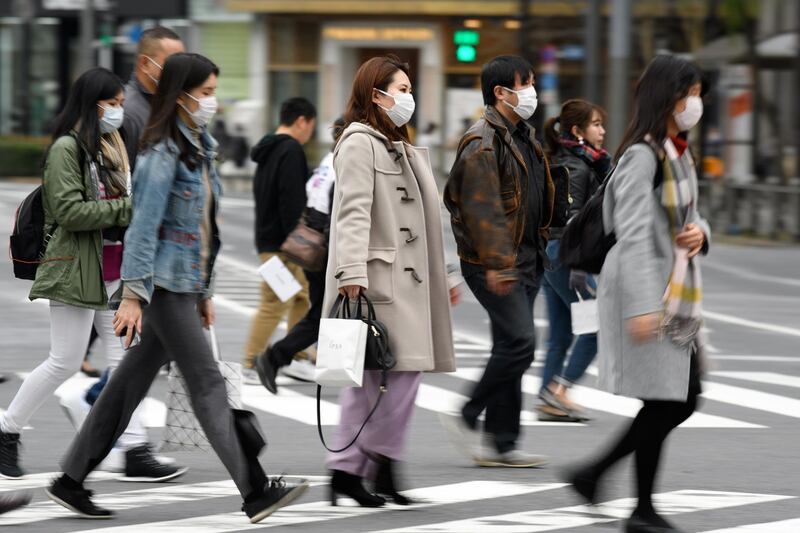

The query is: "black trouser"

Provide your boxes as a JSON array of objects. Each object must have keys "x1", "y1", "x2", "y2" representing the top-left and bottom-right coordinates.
[
  {"x1": 462, "y1": 267, "x2": 539, "y2": 454},
  {"x1": 61, "y1": 289, "x2": 267, "y2": 498},
  {"x1": 587, "y1": 354, "x2": 701, "y2": 513},
  {"x1": 270, "y1": 267, "x2": 326, "y2": 367}
]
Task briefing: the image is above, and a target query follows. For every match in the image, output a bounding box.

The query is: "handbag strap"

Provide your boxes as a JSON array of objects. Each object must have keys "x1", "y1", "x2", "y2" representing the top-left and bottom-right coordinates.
[
  {"x1": 208, "y1": 325, "x2": 221, "y2": 363},
  {"x1": 316, "y1": 369, "x2": 388, "y2": 454}
]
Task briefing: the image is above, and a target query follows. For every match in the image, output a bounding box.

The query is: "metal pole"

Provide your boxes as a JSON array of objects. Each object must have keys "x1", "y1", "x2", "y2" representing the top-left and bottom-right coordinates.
[
  {"x1": 583, "y1": 0, "x2": 601, "y2": 104},
  {"x1": 795, "y1": 3, "x2": 800, "y2": 181},
  {"x1": 79, "y1": 0, "x2": 96, "y2": 72},
  {"x1": 606, "y1": 0, "x2": 632, "y2": 152}
]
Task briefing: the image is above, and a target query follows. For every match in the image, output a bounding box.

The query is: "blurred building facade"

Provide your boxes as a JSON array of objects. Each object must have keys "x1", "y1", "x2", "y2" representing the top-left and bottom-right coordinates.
[{"x1": 1, "y1": 0, "x2": 798, "y2": 187}]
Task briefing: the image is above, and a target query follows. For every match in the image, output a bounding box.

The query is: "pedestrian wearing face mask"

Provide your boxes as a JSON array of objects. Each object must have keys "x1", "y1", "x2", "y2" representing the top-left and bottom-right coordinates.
[
  {"x1": 0, "y1": 68, "x2": 185, "y2": 483},
  {"x1": 60, "y1": 25, "x2": 185, "y2": 476},
  {"x1": 536, "y1": 99, "x2": 611, "y2": 422},
  {"x1": 566, "y1": 55, "x2": 710, "y2": 533},
  {"x1": 324, "y1": 55, "x2": 460, "y2": 508},
  {"x1": 441, "y1": 55, "x2": 554, "y2": 468},
  {"x1": 120, "y1": 26, "x2": 184, "y2": 168},
  {"x1": 44, "y1": 53, "x2": 308, "y2": 523}
]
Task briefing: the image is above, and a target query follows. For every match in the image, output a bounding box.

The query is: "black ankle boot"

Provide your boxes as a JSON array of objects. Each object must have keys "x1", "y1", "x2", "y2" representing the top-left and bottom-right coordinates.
[
  {"x1": 374, "y1": 458, "x2": 414, "y2": 505},
  {"x1": 329, "y1": 470, "x2": 385, "y2": 507},
  {"x1": 565, "y1": 466, "x2": 600, "y2": 505}
]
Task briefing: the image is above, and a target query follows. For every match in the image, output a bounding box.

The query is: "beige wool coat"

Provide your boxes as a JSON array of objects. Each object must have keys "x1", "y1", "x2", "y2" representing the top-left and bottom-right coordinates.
[{"x1": 322, "y1": 122, "x2": 456, "y2": 373}]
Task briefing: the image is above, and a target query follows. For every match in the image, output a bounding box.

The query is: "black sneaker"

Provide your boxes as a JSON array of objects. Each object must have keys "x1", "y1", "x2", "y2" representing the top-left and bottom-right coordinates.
[
  {"x1": 0, "y1": 491, "x2": 32, "y2": 516},
  {"x1": 117, "y1": 445, "x2": 188, "y2": 483},
  {"x1": 242, "y1": 477, "x2": 309, "y2": 524},
  {"x1": 0, "y1": 431, "x2": 25, "y2": 479},
  {"x1": 46, "y1": 478, "x2": 114, "y2": 519},
  {"x1": 255, "y1": 348, "x2": 280, "y2": 395}
]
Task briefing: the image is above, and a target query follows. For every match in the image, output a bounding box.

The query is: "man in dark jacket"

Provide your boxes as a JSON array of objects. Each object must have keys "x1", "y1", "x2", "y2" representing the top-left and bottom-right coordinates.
[
  {"x1": 442, "y1": 55, "x2": 554, "y2": 468},
  {"x1": 121, "y1": 26, "x2": 184, "y2": 168},
  {"x1": 243, "y1": 98, "x2": 317, "y2": 382}
]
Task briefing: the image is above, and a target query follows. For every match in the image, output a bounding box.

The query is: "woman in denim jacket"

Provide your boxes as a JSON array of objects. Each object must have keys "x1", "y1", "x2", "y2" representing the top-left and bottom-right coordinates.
[{"x1": 47, "y1": 53, "x2": 308, "y2": 524}]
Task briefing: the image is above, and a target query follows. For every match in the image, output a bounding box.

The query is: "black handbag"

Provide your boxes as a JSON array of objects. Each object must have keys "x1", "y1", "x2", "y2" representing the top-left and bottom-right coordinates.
[{"x1": 316, "y1": 293, "x2": 395, "y2": 453}]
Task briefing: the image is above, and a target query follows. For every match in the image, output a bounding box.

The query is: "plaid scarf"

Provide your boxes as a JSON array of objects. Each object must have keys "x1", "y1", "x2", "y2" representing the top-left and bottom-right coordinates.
[
  {"x1": 560, "y1": 133, "x2": 612, "y2": 178},
  {"x1": 649, "y1": 135, "x2": 703, "y2": 348}
]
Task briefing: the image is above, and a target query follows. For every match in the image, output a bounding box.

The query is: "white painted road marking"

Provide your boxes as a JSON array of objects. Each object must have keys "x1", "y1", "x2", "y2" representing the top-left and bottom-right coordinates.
[
  {"x1": 377, "y1": 490, "x2": 794, "y2": 533},
  {"x1": 58, "y1": 481, "x2": 563, "y2": 533}
]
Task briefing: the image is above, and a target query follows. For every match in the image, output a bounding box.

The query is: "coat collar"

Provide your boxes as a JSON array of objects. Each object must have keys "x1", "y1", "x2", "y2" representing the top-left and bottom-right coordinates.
[
  {"x1": 482, "y1": 105, "x2": 531, "y2": 176},
  {"x1": 177, "y1": 118, "x2": 218, "y2": 160}
]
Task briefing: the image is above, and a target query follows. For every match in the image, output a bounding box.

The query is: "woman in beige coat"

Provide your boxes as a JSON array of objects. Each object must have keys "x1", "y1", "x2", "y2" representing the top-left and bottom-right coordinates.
[{"x1": 323, "y1": 55, "x2": 459, "y2": 507}]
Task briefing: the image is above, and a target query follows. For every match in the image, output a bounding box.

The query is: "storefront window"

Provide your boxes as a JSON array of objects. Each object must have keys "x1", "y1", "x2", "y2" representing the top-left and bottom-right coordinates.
[{"x1": 268, "y1": 70, "x2": 318, "y2": 129}]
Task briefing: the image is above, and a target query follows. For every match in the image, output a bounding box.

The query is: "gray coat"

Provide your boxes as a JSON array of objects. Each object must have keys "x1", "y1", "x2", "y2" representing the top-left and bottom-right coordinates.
[
  {"x1": 322, "y1": 122, "x2": 456, "y2": 373},
  {"x1": 121, "y1": 75, "x2": 152, "y2": 169},
  {"x1": 598, "y1": 143, "x2": 710, "y2": 401}
]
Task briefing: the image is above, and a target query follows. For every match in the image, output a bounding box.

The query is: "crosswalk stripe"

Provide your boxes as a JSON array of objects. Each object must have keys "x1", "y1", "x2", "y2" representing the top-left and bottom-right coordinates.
[
  {"x1": 700, "y1": 518, "x2": 800, "y2": 532},
  {"x1": 62, "y1": 481, "x2": 563, "y2": 533},
  {"x1": 709, "y1": 371, "x2": 800, "y2": 389},
  {"x1": 702, "y1": 382, "x2": 800, "y2": 419},
  {"x1": 452, "y1": 368, "x2": 764, "y2": 429},
  {"x1": 0, "y1": 471, "x2": 119, "y2": 494},
  {"x1": 376, "y1": 490, "x2": 794, "y2": 533},
  {"x1": 241, "y1": 383, "x2": 341, "y2": 426}
]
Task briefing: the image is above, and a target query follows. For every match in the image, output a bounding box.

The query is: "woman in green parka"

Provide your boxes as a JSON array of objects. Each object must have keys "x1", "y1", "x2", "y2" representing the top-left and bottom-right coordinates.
[{"x1": 0, "y1": 68, "x2": 183, "y2": 482}]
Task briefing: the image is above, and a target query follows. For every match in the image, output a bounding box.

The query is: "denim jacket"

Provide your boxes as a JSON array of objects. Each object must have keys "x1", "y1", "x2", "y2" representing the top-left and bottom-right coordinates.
[{"x1": 114, "y1": 119, "x2": 221, "y2": 306}]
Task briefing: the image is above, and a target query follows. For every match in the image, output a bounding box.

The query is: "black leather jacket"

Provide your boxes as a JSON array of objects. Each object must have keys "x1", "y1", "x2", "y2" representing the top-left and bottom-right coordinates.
[{"x1": 550, "y1": 148, "x2": 605, "y2": 239}]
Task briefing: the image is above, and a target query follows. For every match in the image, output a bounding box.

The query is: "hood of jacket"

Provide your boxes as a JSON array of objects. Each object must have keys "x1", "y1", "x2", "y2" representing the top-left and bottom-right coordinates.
[
  {"x1": 334, "y1": 122, "x2": 392, "y2": 157},
  {"x1": 251, "y1": 133, "x2": 297, "y2": 164}
]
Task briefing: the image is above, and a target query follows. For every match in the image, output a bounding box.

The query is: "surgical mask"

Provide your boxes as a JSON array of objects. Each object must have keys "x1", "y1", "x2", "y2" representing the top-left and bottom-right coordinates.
[
  {"x1": 181, "y1": 93, "x2": 218, "y2": 128},
  {"x1": 376, "y1": 89, "x2": 415, "y2": 127},
  {"x1": 673, "y1": 95, "x2": 703, "y2": 132},
  {"x1": 143, "y1": 55, "x2": 162, "y2": 87},
  {"x1": 502, "y1": 86, "x2": 538, "y2": 120},
  {"x1": 97, "y1": 104, "x2": 124, "y2": 133}
]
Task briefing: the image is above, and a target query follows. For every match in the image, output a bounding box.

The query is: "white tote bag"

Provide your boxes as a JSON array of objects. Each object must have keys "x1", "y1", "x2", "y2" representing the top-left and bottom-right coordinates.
[
  {"x1": 315, "y1": 296, "x2": 368, "y2": 388},
  {"x1": 161, "y1": 326, "x2": 243, "y2": 452},
  {"x1": 571, "y1": 291, "x2": 599, "y2": 335}
]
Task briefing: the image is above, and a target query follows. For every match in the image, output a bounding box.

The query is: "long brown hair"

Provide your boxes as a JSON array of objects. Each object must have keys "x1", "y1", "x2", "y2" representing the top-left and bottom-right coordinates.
[
  {"x1": 543, "y1": 99, "x2": 606, "y2": 156},
  {"x1": 338, "y1": 55, "x2": 411, "y2": 144}
]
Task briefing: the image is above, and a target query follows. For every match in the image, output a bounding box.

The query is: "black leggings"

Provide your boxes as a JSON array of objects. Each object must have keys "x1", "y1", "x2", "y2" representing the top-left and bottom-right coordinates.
[{"x1": 589, "y1": 356, "x2": 701, "y2": 514}]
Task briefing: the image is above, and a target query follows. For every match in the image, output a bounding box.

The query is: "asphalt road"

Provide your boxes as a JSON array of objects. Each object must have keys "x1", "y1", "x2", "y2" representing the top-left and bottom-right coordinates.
[{"x1": 1, "y1": 180, "x2": 799, "y2": 533}]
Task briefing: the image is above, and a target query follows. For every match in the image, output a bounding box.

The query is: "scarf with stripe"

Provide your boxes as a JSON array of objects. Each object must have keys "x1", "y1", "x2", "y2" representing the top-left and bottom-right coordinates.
[{"x1": 647, "y1": 135, "x2": 703, "y2": 349}]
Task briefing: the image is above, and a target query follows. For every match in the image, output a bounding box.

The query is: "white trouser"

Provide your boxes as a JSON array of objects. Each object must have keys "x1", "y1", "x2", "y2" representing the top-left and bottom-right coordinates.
[{"x1": 0, "y1": 280, "x2": 148, "y2": 448}]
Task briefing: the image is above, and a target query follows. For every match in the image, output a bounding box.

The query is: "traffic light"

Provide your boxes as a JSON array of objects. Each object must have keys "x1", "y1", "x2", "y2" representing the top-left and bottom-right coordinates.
[{"x1": 454, "y1": 30, "x2": 479, "y2": 63}]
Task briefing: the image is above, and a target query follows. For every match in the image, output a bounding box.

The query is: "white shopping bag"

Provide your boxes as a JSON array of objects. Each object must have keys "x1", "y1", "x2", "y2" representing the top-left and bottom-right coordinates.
[
  {"x1": 258, "y1": 256, "x2": 302, "y2": 302},
  {"x1": 571, "y1": 292, "x2": 599, "y2": 335},
  {"x1": 315, "y1": 298, "x2": 368, "y2": 387},
  {"x1": 161, "y1": 326, "x2": 242, "y2": 452}
]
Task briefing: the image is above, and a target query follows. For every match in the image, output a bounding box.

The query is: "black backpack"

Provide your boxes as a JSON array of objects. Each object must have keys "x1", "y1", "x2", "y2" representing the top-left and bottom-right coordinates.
[
  {"x1": 559, "y1": 147, "x2": 662, "y2": 275},
  {"x1": 9, "y1": 135, "x2": 88, "y2": 280},
  {"x1": 9, "y1": 186, "x2": 57, "y2": 280}
]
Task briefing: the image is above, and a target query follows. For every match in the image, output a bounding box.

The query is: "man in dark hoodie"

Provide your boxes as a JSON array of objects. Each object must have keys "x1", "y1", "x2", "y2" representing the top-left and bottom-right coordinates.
[{"x1": 243, "y1": 97, "x2": 317, "y2": 383}]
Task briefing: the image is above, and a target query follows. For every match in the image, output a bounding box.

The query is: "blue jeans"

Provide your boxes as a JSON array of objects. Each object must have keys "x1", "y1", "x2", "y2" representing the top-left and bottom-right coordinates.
[{"x1": 540, "y1": 239, "x2": 597, "y2": 394}]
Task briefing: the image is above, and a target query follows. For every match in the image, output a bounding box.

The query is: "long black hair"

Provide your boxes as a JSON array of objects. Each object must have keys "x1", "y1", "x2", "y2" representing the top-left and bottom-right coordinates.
[
  {"x1": 51, "y1": 67, "x2": 123, "y2": 157},
  {"x1": 140, "y1": 53, "x2": 219, "y2": 168},
  {"x1": 615, "y1": 55, "x2": 706, "y2": 162}
]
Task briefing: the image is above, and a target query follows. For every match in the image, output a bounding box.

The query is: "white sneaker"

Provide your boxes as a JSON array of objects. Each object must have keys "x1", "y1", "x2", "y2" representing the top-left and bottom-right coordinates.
[
  {"x1": 280, "y1": 359, "x2": 316, "y2": 383},
  {"x1": 242, "y1": 368, "x2": 261, "y2": 386},
  {"x1": 474, "y1": 448, "x2": 548, "y2": 468},
  {"x1": 59, "y1": 388, "x2": 91, "y2": 430},
  {"x1": 438, "y1": 412, "x2": 482, "y2": 461}
]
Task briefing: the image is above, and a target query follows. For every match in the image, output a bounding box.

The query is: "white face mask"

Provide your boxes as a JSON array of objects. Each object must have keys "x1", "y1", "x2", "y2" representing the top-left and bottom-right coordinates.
[
  {"x1": 181, "y1": 92, "x2": 218, "y2": 128},
  {"x1": 97, "y1": 104, "x2": 124, "y2": 133},
  {"x1": 376, "y1": 89, "x2": 415, "y2": 127},
  {"x1": 143, "y1": 55, "x2": 163, "y2": 87},
  {"x1": 673, "y1": 95, "x2": 703, "y2": 132},
  {"x1": 502, "y1": 86, "x2": 538, "y2": 120}
]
